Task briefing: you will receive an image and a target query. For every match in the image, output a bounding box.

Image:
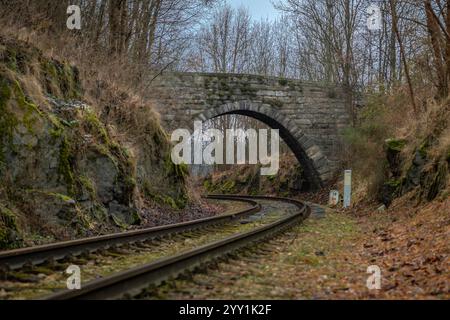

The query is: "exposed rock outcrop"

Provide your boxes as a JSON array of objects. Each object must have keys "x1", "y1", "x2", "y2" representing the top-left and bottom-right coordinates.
[
  {"x1": 0, "y1": 37, "x2": 188, "y2": 249},
  {"x1": 379, "y1": 108, "x2": 449, "y2": 207}
]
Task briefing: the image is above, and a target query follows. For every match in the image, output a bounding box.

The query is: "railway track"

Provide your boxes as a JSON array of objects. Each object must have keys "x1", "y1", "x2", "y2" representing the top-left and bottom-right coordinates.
[
  {"x1": 0, "y1": 195, "x2": 310, "y2": 300},
  {"x1": 0, "y1": 196, "x2": 260, "y2": 271}
]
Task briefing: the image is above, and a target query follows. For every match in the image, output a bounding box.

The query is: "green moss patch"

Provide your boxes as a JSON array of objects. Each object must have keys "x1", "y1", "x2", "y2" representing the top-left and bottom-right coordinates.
[
  {"x1": 278, "y1": 78, "x2": 288, "y2": 86},
  {"x1": 262, "y1": 98, "x2": 283, "y2": 109},
  {"x1": 0, "y1": 204, "x2": 21, "y2": 249},
  {"x1": 0, "y1": 36, "x2": 195, "y2": 244},
  {"x1": 40, "y1": 59, "x2": 81, "y2": 100},
  {"x1": 386, "y1": 138, "x2": 406, "y2": 152},
  {"x1": 83, "y1": 111, "x2": 109, "y2": 144}
]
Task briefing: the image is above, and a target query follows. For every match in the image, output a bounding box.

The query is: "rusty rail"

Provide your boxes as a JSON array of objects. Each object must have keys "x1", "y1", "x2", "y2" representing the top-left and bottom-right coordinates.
[
  {"x1": 0, "y1": 197, "x2": 260, "y2": 270},
  {"x1": 44, "y1": 196, "x2": 310, "y2": 300}
]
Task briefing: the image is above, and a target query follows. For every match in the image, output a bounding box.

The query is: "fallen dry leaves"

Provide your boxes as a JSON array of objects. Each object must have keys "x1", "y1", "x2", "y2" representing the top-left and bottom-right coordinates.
[
  {"x1": 146, "y1": 196, "x2": 449, "y2": 300},
  {"x1": 355, "y1": 197, "x2": 450, "y2": 299}
]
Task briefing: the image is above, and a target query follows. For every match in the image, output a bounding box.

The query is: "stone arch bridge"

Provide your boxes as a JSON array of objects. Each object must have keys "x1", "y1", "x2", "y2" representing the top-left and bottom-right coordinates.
[{"x1": 149, "y1": 72, "x2": 352, "y2": 189}]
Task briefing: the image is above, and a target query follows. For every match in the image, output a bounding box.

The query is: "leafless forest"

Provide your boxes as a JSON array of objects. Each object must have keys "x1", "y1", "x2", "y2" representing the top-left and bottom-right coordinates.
[{"x1": 2, "y1": 1, "x2": 450, "y2": 110}]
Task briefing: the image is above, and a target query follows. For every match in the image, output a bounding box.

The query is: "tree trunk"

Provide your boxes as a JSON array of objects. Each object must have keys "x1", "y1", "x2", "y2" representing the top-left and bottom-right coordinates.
[
  {"x1": 425, "y1": 0, "x2": 447, "y2": 98},
  {"x1": 390, "y1": 0, "x2": 418, "y2": 115},
  {"x1": 109, "y1": 0, "x2": 126, "y2": 56}
]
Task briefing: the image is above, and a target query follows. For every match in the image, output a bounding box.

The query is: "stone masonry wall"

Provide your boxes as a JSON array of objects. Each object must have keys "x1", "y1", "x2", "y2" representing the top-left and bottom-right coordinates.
[{"x1": 148, "y1": 72, "x2": 351, "y2": 186}]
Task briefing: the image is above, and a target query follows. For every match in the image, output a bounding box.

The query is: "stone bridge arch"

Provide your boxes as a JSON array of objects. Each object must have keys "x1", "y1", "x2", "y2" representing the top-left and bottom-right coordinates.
[
  {"x1": 194, "y1": 101, "x2": 330, "y2": 189},
  {"x1": 149, "y1": 72, "x2": 351, "y2": 189}
]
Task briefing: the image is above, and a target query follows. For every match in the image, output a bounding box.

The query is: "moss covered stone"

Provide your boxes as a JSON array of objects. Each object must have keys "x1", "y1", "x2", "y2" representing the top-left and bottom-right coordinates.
[
  {"x1": 240, "y1": 82, "x2": 258, "y2": 97},
  {"x1": 0, "y1": 204, "x2": 21, "y2": 249},
  {"x1": 385, "y1": 179, "x2": 402, "y2": 188},
  {"x1": 386, "y1": 138, "x2": 407, "y2": 152},
  {"x1": 13, "y1": 80, "x2": 42, "y2": 134},
  {"x1": 262, "y1": 98, "x2": 284, "y2": 109},
  {"x1": 79, "y1": 175, "x2": 96, "y2": 198},
  {"x1": 41, "y1": 59, "x2": 81, "y2": 99},
  {"x1": 83, "y1": 111, "x2": 110, "y2": 144},
  {"x1": 0, "y1": 37, "x2": 195, "y2": 241},
  {"x1": 421, "y1": 161, "x2": 448, "y2": 202},
  {"x1": 164, "y1": 156, "x2": 189, "y2": 182},
  {"x1": 52, "y1": 193, "x2": 75, "y2": 203},
  {"x1": 222, "y1": 180, "x2": 236, "y2": 193}
]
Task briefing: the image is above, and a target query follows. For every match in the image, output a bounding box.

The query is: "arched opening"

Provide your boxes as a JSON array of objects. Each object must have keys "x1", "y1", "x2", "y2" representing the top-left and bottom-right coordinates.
[{"x1": 194, "y1": 101, "x2": 329, "y2": 191}]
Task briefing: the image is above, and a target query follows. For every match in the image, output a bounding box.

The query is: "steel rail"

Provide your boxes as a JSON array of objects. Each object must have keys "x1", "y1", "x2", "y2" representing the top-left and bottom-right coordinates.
[
  {"x1": 44, "y1": 196, "x2": 310, "y2": 300},
  {"x1": 0, "y1": 197, "x2": 260, "y2": 270}
]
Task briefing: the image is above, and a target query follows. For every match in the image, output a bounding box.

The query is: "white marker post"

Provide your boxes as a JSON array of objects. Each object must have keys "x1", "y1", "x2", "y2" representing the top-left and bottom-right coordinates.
[{"x1": 343, "y1": 170, "x2": 352, "y2": 208}]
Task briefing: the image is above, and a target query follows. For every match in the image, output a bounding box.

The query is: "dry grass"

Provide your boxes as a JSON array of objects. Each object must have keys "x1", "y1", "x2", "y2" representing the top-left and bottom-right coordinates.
[
  {"x1": 0, "y1": 20, "x2": 173, "y2": 184},
  {"x1": 0, "y1": 24, "x2": 159, "y2": 117},
  {"x1": 343, "y1": 85, "x2": 450, "y2": 203}
]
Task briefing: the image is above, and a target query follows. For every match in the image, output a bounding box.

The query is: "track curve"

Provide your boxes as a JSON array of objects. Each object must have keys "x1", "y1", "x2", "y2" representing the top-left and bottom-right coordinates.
[{"x1": 43, "y1": 196, "x2": 310, "y2": 300}]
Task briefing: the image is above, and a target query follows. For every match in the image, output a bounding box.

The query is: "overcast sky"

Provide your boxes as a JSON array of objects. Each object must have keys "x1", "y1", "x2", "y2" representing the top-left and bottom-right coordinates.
[{"x1": 228, "y1": 0, "x2": 280, "y2": 21}]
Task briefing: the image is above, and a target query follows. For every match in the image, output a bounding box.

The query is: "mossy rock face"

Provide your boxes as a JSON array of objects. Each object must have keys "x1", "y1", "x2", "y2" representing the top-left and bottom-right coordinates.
[
  {"x1": 109, "y1": 201, "x2": 141, "y2": 226},
  {"x1": 0, "y1": 76, "x2": 59, "y2": 189},
  {"x1": 25, "y1": 191, "x2": 79, "y2": 225},
  {"x1": 402, "y1": 150, "x2": 427, "y2": 195},
  {"x1": 143, "y1": 183, "x2": 188, "y2": 210},
  {"x1": 419, "y1": 161, "x2": 448, "y2": 202},
  {"x1": 1, "y1": 99, "x2": 142, "y2": 232},
  {"x1": 202, "y1": 157, "x2": 305, "y2": 197},
  {"x1": 58, "y1": 136, "x2": 76, "y2": 195},
  {"x1": 385, "y1": 138, "x2": 406, "y2": 178},
  {"x1": 221, "y1": 180, "x2": 236, "y2": 193},
  {"x1": 142, "y1": 156, "x2": 190, "y2": 209},
  {"x1": 69, "y1": 114, "x2": 141, "y2": 226},
  {"x1": 0, "y1": 36, "x2": 196, "y2": 243},
  {"x1": 41, "y1": 59, "x2": 82, "y2": 100},
  {"x1": 0, "y1": 204, "x2": 21, "y2": 249},
  {"x1": 380, "y1": 137, "x2": 427, "y2": 203},
  {"x1": 0, "y1": 37, "x2": 152, "y2": 241},
  {"x1": 203, "y1": 179, "x2": 213, "y2": 192},
  {"x1": 385, "y1": 138, "x2": 406, "y2": 152},
  {"x1": 380, "y1": 131, "x2": 450, "y2": 205},
  {"x1": 201, "y1": 176, "x2": 238, "y2": 195}
]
